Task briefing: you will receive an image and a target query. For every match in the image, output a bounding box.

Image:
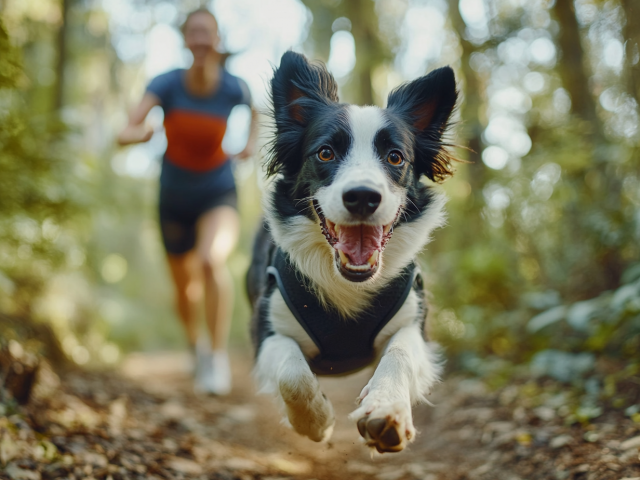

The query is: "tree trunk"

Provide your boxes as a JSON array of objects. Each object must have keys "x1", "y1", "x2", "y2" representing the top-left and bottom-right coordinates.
[
  {"x1": 621, "y1": 0, "x2": 640, "y2": 106},
  {"x1": 552, "y1": 1, "x2": 626, "y2": 294},
  {"x1": 301, "y1": 0, "x2": 387, "y2": 106},
  {"x1": 0, "y1": 341, "x2": 40, "y2": 405},
  {"x1": 0, "y1": 314, "x2": 70, "y2": 370},
  {"x1": 448, "y1": 0, "x2": 485, "y2": 193},
  {"x1": 54, "y1": 0, "x2": 70, "y2": 111},
  {"x1": 552, "y1": 0, "x2": 602, "y2": 135},
  {"x1": 343, "y1": 0, "x2": 380, "y2": 106}
]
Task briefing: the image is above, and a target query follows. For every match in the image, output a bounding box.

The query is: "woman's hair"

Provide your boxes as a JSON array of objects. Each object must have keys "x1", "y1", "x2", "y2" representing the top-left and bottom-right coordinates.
[{"x1": 180, "y1": 8, "x2": 218, "y2": 35}]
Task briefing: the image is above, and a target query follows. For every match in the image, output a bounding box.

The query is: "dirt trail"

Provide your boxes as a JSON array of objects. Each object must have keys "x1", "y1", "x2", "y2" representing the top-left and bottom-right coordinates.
[{"x1": 1, "y1": 350, "x2": 639, "y2": 480}]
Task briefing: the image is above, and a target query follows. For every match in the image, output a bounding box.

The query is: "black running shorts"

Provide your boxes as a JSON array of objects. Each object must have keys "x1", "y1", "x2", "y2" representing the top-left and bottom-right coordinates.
[{"x1": 158, "y1": 187, "x2": 238, "y2": 255}]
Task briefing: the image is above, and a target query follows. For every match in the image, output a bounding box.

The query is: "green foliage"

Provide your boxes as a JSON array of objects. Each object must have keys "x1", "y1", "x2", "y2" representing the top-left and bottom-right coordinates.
[
  {"x1": 0, "y1": 22, "x2": 21, "y2": 88},
  {"x1": 419, "y1": 0, "x2": 640, "y2": 411},
  {"x1": 526, "y1": 263, "x2": 640, "y2": 360},
  {"x1": 0, "y1": 19, "x2": 84, "y2": 313}
]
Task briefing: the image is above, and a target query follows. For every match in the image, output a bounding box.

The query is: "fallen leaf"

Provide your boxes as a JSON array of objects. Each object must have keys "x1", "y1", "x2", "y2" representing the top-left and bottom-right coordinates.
[
  {"x1": 223, "y1": 457, "x2": 263, "y2": 472},
  {"x1": 550, "y1": 434, "x2": 573, "y2": 449},
  {"x1": 0, "y1": 431, "x2": 19, "y2": 464},
  {"x1": 165, "y1": 456, "x2": 203, "y2": 475},
  {"x1": 80, "y1": 452, "x2": 108, "y2": 467},
  {"x1": 108, "y1": 396, "x2": 128, "y2": 435},
  {"x1": 268, "y1": 456, "x2": 311, "y2": 475},
  {"x1": 5, "y1": 463, "x2": 41, "y2": 480},
  {"x1": 159, "y1": 401, "x2": 186, "y2": 420},
  {"x1": 620, "y1": 435, "x2": 640, "y2": 451}
]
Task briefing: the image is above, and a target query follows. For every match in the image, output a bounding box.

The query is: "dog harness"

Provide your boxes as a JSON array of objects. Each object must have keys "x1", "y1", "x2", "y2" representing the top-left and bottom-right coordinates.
[{"x1": 266, "y1": 248, "x2": 422, "y2": 375}]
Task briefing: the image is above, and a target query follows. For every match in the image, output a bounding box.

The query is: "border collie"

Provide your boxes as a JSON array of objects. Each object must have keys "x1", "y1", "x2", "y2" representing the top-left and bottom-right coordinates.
[{"x1": 247, "y1": 51, "x2": 458, "y2": 453}]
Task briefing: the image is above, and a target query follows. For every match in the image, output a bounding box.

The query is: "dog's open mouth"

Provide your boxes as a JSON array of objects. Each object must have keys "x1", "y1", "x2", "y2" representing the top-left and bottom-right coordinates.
[{"x1": 313, "y1": 200, "x2": 396, "y2": 282}]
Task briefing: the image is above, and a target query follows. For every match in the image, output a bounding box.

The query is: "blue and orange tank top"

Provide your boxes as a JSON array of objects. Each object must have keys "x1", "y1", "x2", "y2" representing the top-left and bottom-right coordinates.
[{"x1": 146, "y1": 68, "x2": 251, "y2": 191}]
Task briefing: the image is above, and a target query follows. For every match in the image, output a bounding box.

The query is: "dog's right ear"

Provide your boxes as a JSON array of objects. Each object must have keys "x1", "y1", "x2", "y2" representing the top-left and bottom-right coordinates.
[
  {"x1": 267, "y1": 51, "x2": 339, "y2": 177},
  {"x1": 271, "y1": 51, "x2": 339, "y2": 127}
]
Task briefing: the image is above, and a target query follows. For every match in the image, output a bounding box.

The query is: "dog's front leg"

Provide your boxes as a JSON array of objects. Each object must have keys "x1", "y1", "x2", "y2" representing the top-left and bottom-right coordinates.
[
  {"x1": 254, "y1": 334, "x2": 335, "y2": 442},
  {"x1": 349, "y1": 324, "x2": 441, "y2": 453}
]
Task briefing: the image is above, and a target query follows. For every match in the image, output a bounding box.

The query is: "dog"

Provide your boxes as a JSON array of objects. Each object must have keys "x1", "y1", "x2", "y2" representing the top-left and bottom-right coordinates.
[{"x1": 246, "y1": 51, "x2": 458, "y2": 453}]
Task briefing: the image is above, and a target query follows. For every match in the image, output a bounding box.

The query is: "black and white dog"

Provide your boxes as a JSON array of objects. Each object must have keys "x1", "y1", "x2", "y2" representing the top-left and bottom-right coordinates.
[{"x1": 247, "y1": 51, "x2": 458, "y2": 453}]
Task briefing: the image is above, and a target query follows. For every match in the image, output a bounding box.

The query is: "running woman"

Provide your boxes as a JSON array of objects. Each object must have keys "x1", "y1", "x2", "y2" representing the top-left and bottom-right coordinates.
[{"x1": 117, "y1": 8, "x2": 259, "y2": 395}]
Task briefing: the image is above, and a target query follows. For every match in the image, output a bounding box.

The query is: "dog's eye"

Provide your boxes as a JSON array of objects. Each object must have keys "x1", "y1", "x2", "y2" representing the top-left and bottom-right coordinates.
[
  {"x1": 387, "y1": 151, "x2": 404, "y2": 166},
  {"x1": 317, "y1": 147, "x2": 335, "y2": 162}
]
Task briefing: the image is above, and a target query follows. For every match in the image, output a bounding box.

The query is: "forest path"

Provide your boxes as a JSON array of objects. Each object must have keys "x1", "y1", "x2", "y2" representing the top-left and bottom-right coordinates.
[
  {"x1": 2, "y1": 350, "x2": 639, "y2": 480},
  {"x1": 116, "y1": 351, "x2": 486, "y2": 480}
]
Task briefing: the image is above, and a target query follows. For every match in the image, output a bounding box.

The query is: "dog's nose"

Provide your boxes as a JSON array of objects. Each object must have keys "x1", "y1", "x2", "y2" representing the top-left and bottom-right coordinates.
[{"x1": 342, "y1": 187, "x2": 382, "y2": 217}]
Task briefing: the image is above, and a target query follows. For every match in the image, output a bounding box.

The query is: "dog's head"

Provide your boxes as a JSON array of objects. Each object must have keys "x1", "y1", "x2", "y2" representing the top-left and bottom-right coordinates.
[{"x1": 266, "y1": 51, "x2": 457, "y2": 284}]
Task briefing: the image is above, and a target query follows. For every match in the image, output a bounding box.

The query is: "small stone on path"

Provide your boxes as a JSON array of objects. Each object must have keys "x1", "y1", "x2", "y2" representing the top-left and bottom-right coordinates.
[{"x1": 620, "y1": 435, "x2": 640, "y2": 451}]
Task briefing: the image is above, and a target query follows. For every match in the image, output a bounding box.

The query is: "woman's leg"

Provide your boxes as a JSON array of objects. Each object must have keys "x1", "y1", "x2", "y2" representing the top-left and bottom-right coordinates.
[
  {"x1": 166, "y1": 251, "x2": 202, "y2": 347},
  {"x1": 195, "y1": 206, "x2": 240, "y2": 351}
]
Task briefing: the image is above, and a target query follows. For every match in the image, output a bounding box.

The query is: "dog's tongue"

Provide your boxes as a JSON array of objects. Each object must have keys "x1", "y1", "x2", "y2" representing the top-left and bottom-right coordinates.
[{"x1": 335, "y1": 225, "x2": 383, "y2": 265}]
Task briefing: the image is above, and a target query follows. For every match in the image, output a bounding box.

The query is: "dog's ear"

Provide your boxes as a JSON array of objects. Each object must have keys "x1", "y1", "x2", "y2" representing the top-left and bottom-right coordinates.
[
  {"x1": 387, "y1": 66, "x2": 458, "y2": 182},
  {"x1": 267, "y1": 51, "x2": 339, "y2": 177},
  {"x1": 272, "y1": 51, "x2": 339, "y2": 126}
]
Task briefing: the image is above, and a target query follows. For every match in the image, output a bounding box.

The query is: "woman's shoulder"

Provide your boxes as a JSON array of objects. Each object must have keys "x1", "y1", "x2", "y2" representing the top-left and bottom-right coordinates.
[
  {"x1": 146, "y1": 69, "x2": 186, "y2": 105},
  {"x1": 151, "y1": 68, "x2": 184, "y2": 85},
  {"x1": 147, "y1": 69, "x2": 185, "y2": 99},
  {"x1": 222, "y1": 68, "x2": 245, "y2": 87},
  {"x1": 220, "y1": 69, "x2": 251, "y2": 104}
]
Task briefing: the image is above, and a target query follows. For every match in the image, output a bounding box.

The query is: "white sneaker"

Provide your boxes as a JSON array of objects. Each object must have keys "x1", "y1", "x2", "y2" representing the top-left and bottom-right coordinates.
[
  {"x1": 191, "y1": 339, "x2": 209, "y2": 378},
  {"x1": 194, "y1": 348, "x2": 231, "y2": 396}
]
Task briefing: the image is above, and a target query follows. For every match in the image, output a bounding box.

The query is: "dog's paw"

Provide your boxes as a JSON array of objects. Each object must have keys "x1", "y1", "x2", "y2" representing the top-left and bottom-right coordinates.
[
  {"x1": 279, "y1": 377, "x2": 335, "y2": 442},
  {"x1": 350, "y1": 401, "x2": 415, "y2": 453}
]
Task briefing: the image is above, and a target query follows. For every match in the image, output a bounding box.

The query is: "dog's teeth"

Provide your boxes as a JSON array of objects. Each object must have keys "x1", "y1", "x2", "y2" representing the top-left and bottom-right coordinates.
[
  {"x1": 367, "y1": 250, "x2": 379, "y2": 266},
  {"x1": 334, "y1": 224, "x2": 341, "y2": 235},
  {"x1": 383, "y1": 224, "x2": 392, "y2": 235},
  {"x1": 338, "y1": 250, "x2": 349, "y2": 265},
  {"x1": 346, "y1": 263, "x2": 370, "y2": 272},
  {"x1": 327, "y1": 219, "x2": 334, "y2": 229}
]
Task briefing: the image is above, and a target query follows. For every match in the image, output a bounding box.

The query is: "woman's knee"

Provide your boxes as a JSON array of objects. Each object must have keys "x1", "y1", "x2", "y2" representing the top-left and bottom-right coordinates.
[
  {"x1": 175, "y1": 279, "x2": 203, "y2": 303},
  {"x1": 199, "y1": 253, "x2": 233, "y2": 284},
  {"x1": 199, "y1": 253, "x2": 221, "y2": 275},
  {"x1": 196, "y1": 208, "x2": 240, "y2": 262}
]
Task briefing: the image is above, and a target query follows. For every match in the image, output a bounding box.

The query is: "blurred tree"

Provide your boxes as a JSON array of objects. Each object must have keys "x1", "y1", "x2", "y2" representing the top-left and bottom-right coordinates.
[
  {"x1": 0, "y1": 18, "x2": 80, "y2": 313},
  {"x1": 421, "y1": 0, "x2": 640, "y2": 382},
  {"x1": 342, "y1": 0, "x2": 387, "y2": 105},
  {"x1": 446, "y1": 0, "x2": 489, "y2": 256},
  {"x1": 621, "y1": 0, "x2": 640, "y2": 106},
  {"x1": 54, "y1": 0, "x2": 71, "y2": 110},
  {"x1": 552, "y1": 0, "x2": 602, "y2": 134},
  {"x1": 549, "y1": 0, "x2": 632, "y2": 296},
  {"x1": 301, "y1": 0, "x2": 390, "y2": 105},
  {"x1": 0, "y1": 16, "x2": 21, "y2": 87},
  {"x1": 0, "y1": 17, "x2": 84, "y2": 366},
  {"x1": 448, "y1": 0, "x2": 484, "y2": 183}
]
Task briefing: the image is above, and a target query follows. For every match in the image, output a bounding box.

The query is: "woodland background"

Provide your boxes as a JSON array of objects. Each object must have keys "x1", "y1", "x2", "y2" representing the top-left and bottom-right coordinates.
[{"x1": 1, "y1": 0, "x2": 640, "y2": 426}]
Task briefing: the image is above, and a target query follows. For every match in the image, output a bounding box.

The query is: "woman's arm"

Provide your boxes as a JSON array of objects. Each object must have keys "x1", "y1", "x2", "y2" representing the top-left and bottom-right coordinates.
[
  {"x1": 117, "y1": 93, "x2": 160, "y2": 146},
  {"x1": 235, "y1": 107, "x2": 260, "y2": 160}
]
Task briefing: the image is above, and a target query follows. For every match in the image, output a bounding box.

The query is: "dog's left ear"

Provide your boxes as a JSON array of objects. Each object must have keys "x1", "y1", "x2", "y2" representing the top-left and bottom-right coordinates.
[{"x1": 387, "y1": 66, "x2": 458, "y2": 182}]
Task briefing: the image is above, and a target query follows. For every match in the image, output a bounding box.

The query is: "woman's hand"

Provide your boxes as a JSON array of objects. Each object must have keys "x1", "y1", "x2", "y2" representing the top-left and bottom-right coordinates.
[
  {"x1": 117, "y1": 124, "x2": 154, "y2": 146},
  {"x1": 117, "y1": 93, "x2": 160, "y2": 146}
]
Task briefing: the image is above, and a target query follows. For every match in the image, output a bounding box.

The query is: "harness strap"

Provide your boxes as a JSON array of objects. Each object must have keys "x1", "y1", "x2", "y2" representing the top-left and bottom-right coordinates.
[{"x1": 267, "y1": 248, "x2": 420, "y2": 375}]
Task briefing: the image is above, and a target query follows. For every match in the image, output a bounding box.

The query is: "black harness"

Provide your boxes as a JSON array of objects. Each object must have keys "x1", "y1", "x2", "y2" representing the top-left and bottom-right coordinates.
[{"x1": 266, "y1": 248, "x2": 422, "y2": 375}]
